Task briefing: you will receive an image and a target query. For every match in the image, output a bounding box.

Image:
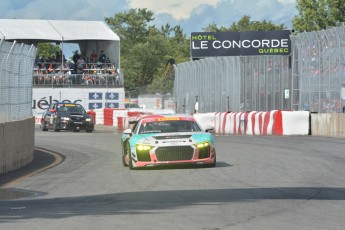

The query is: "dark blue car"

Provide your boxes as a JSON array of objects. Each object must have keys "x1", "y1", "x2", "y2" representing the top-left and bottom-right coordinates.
[{"x1": 40, "y1": 102, "x2": 94, "y2": 132}]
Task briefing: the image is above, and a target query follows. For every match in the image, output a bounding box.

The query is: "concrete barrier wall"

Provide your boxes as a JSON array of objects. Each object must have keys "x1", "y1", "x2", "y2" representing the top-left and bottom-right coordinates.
[
  {"x1": 311, "y1": 113, "x2": 345, "y2": 136},
  {"x1": 0, "y1": 123, "x2": 4, "y2": 174},
  {"x1": 0, "y1": 117, "x2": 34, "y2": 175}
]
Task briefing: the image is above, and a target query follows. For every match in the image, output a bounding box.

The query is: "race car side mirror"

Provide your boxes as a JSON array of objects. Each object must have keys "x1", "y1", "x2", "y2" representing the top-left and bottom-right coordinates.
[
  {"x1": 205, "y1": 128, "x2": 214, "y2": 133},
  {"x1": 124, "y1": 129, "x2": 133, "y2": 136}
]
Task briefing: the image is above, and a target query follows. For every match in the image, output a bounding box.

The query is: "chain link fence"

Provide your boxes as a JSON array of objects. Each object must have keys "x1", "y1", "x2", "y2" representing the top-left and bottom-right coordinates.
[
  {"x1": 174, "y1": 26, "x2": 345, "y2": 114},
  {"x1": 291, "y1": 26, "x2": 345, "y2": 113},
  {"x1": 0, "y1": 40, "x2": 37, "y2": 122},
  {"x1": 174, "y1": 55, "x2": 291, "y2": 114}
]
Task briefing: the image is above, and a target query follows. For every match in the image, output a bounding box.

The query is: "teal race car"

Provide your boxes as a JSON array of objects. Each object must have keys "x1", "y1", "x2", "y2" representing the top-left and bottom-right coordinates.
[{"x1": 121, "y1": 114, "x2": 216, "y2": 169}]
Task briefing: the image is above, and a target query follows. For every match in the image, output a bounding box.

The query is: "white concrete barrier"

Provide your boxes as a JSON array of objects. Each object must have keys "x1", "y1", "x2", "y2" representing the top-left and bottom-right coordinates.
[
  {"x1": 193, "y1": 112, "x2": 216, "y2": 130},
  {"x1": 0, "y1": 117, "x2": 34, "y2": 175},
  {"x1": 0, "y1": 123, "x2": 4, "y2": 174},
  {"x1": 282, "y1": 111, "x2": 310, "y2": 135},
  {"x1": 311, "y1": 113, "x2": 345, "y2": 136}
]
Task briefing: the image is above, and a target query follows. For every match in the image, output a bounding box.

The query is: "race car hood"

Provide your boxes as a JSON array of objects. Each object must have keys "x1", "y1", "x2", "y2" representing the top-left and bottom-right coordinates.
[
  {"x1": 57, "y1": 111, "x2": 90, "y2": 119},
  {"x1": 129, "y1": 132, "x2": 214, "y2": 147}
]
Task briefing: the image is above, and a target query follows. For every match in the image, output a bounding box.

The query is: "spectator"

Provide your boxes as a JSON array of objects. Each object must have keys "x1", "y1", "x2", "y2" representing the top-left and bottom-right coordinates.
[
  {"x1": 98, "y1": 50, "x2": 106, "y2": 63},
  {"x1": 77, "y1": 55, "x2": 85, "y2": 74},
  {"x1": 72, "y1": 50, "x2": 81, "y2": 73},
  {"x1": 90, "y1": 50, "x2": 98, "y2": 63}
]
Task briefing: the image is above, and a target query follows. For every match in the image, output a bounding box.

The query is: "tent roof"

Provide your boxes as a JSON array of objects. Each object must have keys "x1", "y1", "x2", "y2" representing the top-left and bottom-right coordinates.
[{"x1": 0, "y1": 19, "x2": 119, "y2": 42}]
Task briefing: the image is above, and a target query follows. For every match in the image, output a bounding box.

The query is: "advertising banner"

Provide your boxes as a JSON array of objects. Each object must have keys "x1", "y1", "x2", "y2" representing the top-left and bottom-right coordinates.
[
  {"x1": 32, "y1": 88, "x2": 125, "y2": 117},
  {"x1": 191, "y1": 30, "x2": 291, "y2": 58}
]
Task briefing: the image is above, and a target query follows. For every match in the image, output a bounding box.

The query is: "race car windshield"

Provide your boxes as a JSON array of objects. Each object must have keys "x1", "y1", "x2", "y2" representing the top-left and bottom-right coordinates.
[
  {"x1": 138, "y1": 120, "x2": 201, "y2": 134},
  {"x1": 57, "y1": 105, "x2": 85, "y2": 113}
]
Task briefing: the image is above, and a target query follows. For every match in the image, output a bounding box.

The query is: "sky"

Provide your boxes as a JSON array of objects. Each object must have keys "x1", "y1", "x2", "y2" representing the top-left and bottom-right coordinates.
[{"x1": 0, "y1": 0, "x2": 297, "y2": 58}]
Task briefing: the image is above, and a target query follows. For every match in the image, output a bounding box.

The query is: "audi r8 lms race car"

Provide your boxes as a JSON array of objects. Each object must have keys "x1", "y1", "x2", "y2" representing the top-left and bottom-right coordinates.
[
  {"x1": 40, "y1": 102, "x2": 94, "y2": 132},
  {"x1": 121, "y1": 115, "x2": 216, "y2": 169}
]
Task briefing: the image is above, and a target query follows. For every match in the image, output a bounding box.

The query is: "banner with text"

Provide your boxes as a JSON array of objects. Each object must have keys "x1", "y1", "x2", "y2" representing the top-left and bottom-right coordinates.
[
  {"x1": 32, "y1": 88, "x2": 125, "y2": 117},
  {"x1": 191, "y1": 30, "x2": 291, "y2": 58}
]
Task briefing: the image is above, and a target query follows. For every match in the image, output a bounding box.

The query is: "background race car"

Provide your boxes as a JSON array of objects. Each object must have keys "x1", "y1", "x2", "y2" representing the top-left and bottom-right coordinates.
[{"x1": 40, "y1": 102, "x2": 94, "y2": 132}]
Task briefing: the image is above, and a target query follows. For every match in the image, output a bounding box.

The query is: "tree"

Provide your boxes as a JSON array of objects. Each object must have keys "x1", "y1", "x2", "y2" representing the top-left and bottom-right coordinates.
[
  {"x1": 148, "y1": 25, "x2": 190, "y2": 94},
  {"x1": 36, "y1": 43, "x2": 61, "y2": 60},
  {"x1": 105, "y1": 8, "x2": 190, "y2": 96},
  {"x1": 203, "y1": 15, "x2": 286, "y2": 32},
  {"x1": 293, "y1": 0, "x2": 345, "y2": 32}
]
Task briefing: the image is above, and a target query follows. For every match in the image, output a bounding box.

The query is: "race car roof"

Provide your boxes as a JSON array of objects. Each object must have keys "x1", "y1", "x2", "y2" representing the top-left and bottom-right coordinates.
[
  {"x1": 140, "y1": 115, "x2": 195, "y2": 124},
  {"x1": 0, "y1": 19, "x2": 120, "y2": 42}
]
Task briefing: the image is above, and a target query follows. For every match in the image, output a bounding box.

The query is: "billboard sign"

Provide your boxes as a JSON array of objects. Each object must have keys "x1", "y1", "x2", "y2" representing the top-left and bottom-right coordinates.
[
  {"x1": 191, "y1": 30, "x2": 291, "y2": 58},
  {"x1": 32, "y1": 88, "x2": 125, "y2": 117}
]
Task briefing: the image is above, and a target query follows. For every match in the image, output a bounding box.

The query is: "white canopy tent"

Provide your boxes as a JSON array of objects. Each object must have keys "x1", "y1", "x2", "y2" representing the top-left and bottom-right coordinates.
[{"x1": 0, "y1": 19, "x2": 120, "y2": 68}]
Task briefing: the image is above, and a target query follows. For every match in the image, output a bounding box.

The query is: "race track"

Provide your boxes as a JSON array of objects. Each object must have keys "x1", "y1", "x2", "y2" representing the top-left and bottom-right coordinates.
[{"x1": 0, "y1": 125, "x2": 345, "y2": 230}]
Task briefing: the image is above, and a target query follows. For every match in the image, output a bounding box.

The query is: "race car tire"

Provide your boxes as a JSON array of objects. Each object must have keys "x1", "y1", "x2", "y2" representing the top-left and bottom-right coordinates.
[
  {"x1": 127, "y1": 143, "x2": 134, "y2": 170},
  {"x1": 211, "y1": 155, "x2": 217, "y2": 167},
  {"x1": 86, "y1": 129, "x2": 93, "y2": 133},
  {"x1": 53, "y1": 122, "x2": 60, "y2": 132},
  {"x1": 129, "y1": 157, "x2": 134, "y2": 170},
  {"x1": 73, "y1": 130, "x2": 80, "y2": 132},
  {"x1": 208, "y1": 154, "x2": 217, "y2": 168},
  {"x1": 41, "y1": 122, "x2": 48, "y2": 131},
  {"x1": 122, "y1": 141, "x2": 129, "y2": 167}
]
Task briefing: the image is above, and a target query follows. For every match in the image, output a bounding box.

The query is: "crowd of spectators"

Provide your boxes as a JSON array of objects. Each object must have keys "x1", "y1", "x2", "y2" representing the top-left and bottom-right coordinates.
[{"x1": 33, "y1": 50, "x2": 119, "y2": 86}]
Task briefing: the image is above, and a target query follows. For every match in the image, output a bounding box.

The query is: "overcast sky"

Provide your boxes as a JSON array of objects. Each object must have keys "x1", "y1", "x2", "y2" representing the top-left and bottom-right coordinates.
[{"x1": 0, "y1": 0, "x2": 297, "y2": 57}]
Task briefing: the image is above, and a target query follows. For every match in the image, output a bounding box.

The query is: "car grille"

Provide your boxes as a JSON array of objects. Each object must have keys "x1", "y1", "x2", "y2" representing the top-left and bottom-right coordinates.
[
  {"x1": 70, "y1": 116, "x2": 85, "y2": 122},
  {"x1": 155, "y1": 146, "x2": 194, "y2": 161}
]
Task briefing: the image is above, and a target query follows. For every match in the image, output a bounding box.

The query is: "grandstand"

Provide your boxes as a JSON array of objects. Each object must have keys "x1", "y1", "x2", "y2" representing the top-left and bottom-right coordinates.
[{"x1": 0, "y1": 19, "x2": 122, "y2": 88}]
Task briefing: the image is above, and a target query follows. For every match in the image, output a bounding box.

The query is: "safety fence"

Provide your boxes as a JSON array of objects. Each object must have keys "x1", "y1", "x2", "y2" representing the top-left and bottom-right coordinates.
[
  {"x1": 174, "y1": 54, "x2": 291, "y2": 114},
  {"x1": 173, "y1": 26, "x2": 345, "y2": 114},
  {"x1": 0, "y1": 40, "x2": 37, "y2": 122},
  {"x1": 291, "y1": 26, "x2": 345, "y2": 112},
  {"x1": 0, "y1": 40, "x2": 36, "y2": 175}
]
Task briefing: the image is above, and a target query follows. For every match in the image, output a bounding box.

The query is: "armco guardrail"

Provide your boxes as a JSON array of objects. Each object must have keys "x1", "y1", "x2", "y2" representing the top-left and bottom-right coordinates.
[{"x1": 0, "y1": 117, "x2": 35, "y2": 175}]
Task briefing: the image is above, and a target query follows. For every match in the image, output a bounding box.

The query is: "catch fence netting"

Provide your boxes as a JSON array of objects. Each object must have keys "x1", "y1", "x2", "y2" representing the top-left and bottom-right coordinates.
[
  {"x1": 174, "y1": 25, "x2": 345, "y2": 113},
  {"x1": 0, "y1": 40, "x2": 37, "y2": 122}
]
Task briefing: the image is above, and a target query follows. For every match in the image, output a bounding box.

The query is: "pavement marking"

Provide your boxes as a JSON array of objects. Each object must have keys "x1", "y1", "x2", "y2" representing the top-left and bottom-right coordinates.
[{"x1": 0, "y1": 147, "x2": 64, "y2": 189}]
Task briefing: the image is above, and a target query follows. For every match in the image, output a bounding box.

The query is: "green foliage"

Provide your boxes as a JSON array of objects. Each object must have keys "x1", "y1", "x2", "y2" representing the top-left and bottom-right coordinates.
[
  {"x1": 203, "y1": 15, "x2": 286, "y2": 32},
  {"x1": 36, "y1": 43, "x2": 61, "y2": 60},
  {"x1": 293, "y1": 0, "x2": 345, "y2": 32},
  {"x1": 105, "y1": 10, "x2": 290, "y2": 96},
  {"x1": 105, "y1": 8, "x2": 190, "y2": 96}
]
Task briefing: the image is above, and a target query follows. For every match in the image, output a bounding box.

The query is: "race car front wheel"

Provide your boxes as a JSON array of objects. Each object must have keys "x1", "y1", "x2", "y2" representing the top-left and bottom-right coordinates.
[
  {"x1": 41, "y1": 122, "x2": 48, "y2": 131},
  {"x1": 122, "y1": 142, "x2": 129, "y2": 167},
  {"x1": 53, "y1": 121, "x2": 60, "y2": 132}
]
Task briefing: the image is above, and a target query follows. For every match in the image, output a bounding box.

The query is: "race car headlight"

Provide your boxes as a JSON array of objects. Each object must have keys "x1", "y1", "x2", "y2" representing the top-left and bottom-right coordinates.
[
  {"x1": 136, "y1": 144, "x2": 153, "y2": 152},
  {"x1": 195, "y1": 141, "x2": 210, "y2": 149},
  {"x1": 86, "y1": 118, "x2": 93, "y2": 122},
  {"x1": 61, "y1": 117, "x2": 70, "y2": 121}
]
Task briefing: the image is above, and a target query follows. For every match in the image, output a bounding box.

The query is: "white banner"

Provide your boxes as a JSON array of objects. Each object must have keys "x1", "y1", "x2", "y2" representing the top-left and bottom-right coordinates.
[{"x1": 32, "y1": 88, "x2": 125, "y2": 117}]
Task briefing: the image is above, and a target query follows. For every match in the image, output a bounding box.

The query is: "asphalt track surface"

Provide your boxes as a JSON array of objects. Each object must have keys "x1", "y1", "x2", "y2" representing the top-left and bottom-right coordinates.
[{"x1": 0, "y1": 125, "x2": 345, "y2": 230}]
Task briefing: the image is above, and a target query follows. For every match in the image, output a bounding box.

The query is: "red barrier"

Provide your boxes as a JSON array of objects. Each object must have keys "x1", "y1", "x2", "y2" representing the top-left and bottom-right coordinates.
[
  {"x1": 272, "y1": 110, "x2": 283, "y2": 135},
  {"x1": 87, "y1": 110, "x2": 96, "y2": 122},
  {"x1": 117, "y1": 117, "x2": 124, "y2": 129},
  {"x1": 104, "y1": 108, "x2": 114, "y2": 126}
]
